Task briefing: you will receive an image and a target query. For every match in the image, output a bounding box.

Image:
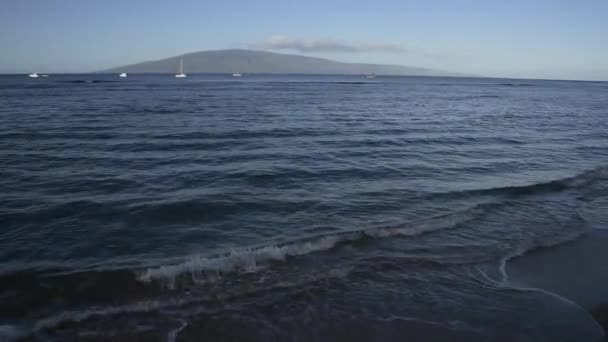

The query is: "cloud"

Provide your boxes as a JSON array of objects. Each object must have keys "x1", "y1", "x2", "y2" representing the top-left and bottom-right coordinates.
[{"x1": 256, "y1": 35, "x2": 406, "y2": 53}]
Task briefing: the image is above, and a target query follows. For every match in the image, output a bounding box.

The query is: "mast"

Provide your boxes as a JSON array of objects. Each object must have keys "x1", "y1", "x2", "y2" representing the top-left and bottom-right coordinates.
[{"x1": 179, "y1": 59, "x2": 183, "y2": 74}]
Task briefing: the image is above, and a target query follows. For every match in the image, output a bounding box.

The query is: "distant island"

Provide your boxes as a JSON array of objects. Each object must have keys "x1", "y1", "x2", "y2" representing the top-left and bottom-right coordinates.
[{"x1": 99, "y1": 49, "x2": 459, "y2": 76}]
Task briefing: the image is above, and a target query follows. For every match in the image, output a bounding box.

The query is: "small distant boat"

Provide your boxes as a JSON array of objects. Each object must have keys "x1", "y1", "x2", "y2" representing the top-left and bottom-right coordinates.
[
  {"x1": 365, "y1": 73, "x2": 376, "y2": 79},
  {"x1": 41, "y1": 74, "x2": 49, "y2": 77},
  {"x1": 119, "y1": 72, "x2": 127, "y2": 78},
  {"x1": 175, "y1": 59, "x2": 187, "y2": 78},
  {"x1": 232, "y1": 73, "x2": 243, "y2": 77},
  {"x1": 28, "y1": 73, "x2": 39, "y2": 78}
]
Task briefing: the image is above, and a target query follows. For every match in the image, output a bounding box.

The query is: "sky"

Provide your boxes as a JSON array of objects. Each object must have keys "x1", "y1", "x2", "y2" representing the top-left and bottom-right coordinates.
[{"x1": 0, "y1": 0, "x2": 607, "y2": 80}]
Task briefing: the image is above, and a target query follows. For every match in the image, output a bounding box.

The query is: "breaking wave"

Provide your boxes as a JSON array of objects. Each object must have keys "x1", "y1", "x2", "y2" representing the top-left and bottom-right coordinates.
[{"x1": 137, "y1": 206, "x2": 484, "y2": 286}]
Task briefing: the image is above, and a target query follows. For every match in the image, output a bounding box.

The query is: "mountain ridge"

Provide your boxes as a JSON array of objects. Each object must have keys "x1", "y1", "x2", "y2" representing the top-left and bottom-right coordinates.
[{"x1": 99, "y1": 49, "x2": 459, "y2": 76}]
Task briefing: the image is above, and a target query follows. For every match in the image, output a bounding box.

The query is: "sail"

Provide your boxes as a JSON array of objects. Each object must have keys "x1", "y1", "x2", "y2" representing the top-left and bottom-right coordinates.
[{"x1": 175, "y1": 58, "x2": 187, "y2": 77}]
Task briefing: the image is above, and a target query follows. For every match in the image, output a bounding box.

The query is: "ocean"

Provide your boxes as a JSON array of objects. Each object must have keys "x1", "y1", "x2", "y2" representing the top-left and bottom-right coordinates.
[{"x1": 1, "y1": 74, "x2": 607, "y2": 341}]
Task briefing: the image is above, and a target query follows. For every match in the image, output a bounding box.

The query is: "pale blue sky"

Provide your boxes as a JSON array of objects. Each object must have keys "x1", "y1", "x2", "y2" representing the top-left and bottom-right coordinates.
[{"x1": 1, "y1": 0, "x2": 607, "y2": 80}]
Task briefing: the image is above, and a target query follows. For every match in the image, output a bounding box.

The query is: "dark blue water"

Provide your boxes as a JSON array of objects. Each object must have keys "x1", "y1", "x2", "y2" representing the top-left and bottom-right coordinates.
[{"x1": 1, "y1": 74, "x2": 607, "y2": 341}]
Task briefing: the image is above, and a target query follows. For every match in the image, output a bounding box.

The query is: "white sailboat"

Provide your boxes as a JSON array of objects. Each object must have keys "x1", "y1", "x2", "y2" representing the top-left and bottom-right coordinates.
[
  {"x1": 119, "y1": 72, "x2": 127, "y2": 78},
  {"x1": 28, "y1": 73, "x2": 39, "y2": 78},
  {"x1": 175, "y1": 59, "x2": 187, "y2": 78}
]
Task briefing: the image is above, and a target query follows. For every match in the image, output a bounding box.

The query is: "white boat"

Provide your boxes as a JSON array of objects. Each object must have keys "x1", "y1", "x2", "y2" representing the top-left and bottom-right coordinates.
[
  {"x1": 365, "y1": 73, "x2": 376, "y2": 79},
  {"x1": 41, "y1": 74, "x2": 49, "y2": 77},
  {"x1": 175, "y1": 59, "x2": 187, "y2": 78},
  {"x1": 119, "y1": 72, "x2": 127, "y2": 78},
  {"x1": 28, "y1": 73, "x2": 39, "y2": 78},
  {"x1": 232, "y1": 73, "x2": 243, "y2": 77}
]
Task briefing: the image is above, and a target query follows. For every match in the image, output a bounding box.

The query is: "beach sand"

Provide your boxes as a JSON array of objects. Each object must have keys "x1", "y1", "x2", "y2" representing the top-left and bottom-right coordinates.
[{"x1": 507, "y1": 229, "x2": 608, "y2": 338}]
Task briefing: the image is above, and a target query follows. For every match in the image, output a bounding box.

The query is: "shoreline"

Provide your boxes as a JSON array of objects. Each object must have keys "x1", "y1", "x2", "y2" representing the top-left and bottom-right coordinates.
[{"x1": 506, "y1": 229, "x2": 608, "y2": 336}]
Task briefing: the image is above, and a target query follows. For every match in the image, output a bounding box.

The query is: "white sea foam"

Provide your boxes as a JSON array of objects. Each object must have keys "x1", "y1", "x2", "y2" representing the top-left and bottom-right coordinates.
[
  {"x1": 30, "y1": 298, "x2": 192, "y2": 335},
  {"x1": 498, "y1": 228, "x2": 587, "y2": 284},
  {"x1": 137, "y1": 207, "x2": 480, "y2": 286},
  {"x1": 137, "y1": 234, "x2": 354, "y2": 288},
  {"x1": 24, "y1": 266, "x2": 355, "y2": 339},
  {"x1": 167, "y1": 319, "x2": 188, "y2": 342}
]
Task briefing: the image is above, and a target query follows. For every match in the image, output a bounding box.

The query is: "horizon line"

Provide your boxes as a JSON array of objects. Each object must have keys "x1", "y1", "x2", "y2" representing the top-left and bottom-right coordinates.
[{"x1": 0, "y1": 72, "x2": 606, "y2": 83}]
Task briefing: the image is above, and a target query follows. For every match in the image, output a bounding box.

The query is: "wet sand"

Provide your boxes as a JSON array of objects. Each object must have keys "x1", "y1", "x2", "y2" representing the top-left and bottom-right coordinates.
[{"x1": 507, "y1": 229, "x2": 608, "y2": 336}]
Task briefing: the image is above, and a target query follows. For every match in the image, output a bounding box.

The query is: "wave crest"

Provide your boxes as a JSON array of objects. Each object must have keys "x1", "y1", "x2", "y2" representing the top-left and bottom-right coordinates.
[
  {"x1": 137, "y1": 206, "x2": 483, "y2": 287},
  {"x1": 438, "y1": 166, "x2": 608, "y2": 199}
]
